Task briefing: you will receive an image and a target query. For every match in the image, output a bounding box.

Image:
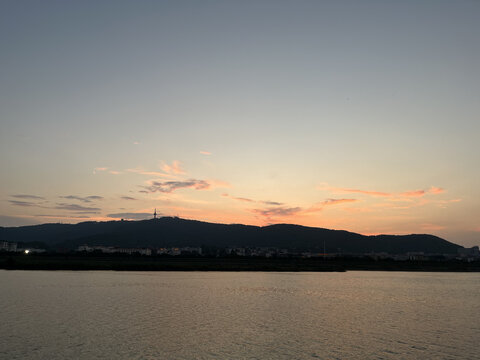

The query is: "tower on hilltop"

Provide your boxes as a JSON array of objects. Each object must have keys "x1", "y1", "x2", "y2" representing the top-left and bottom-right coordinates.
[{"x1": 153, "y1": 208, "x2": 157, "y2": 220}]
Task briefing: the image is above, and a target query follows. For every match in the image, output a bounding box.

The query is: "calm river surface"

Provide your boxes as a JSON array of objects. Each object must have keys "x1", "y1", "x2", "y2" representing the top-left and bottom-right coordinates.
[{"x1": 0, "y1": 270, "x2": 479, "y2": 359}]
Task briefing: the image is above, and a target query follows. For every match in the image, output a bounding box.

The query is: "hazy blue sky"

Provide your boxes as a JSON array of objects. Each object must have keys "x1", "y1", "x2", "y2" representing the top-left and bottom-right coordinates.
[{"x1": 1, "y1": 0, "x2": 479, "y2": 246}]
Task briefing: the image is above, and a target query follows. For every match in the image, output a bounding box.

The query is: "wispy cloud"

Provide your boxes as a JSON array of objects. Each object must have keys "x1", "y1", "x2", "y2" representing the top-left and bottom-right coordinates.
[
  {"x1": 322, "y1": 198, "x2": 358, "y2": 206},
  {"x1": 200, "y1": 151, "x2": 211, "y2": 155},
  {"x1": 143, "y1": 179, "x2": 211, "y2": 193},
  {"x1": 320, "y1": 184, "x2": 445, "y2": 198},
  {"x1": 93, "y1": 167, "x2": 108, "y2": 174},
  {"x1": 261, "y1": 200, "x2": 284, "y2": 206},
  {"x1": 60, "y1": 195, "x2": 103, "y2": 203},
  {"x1": 8, "y1": 195, "x2": 101, "y2": 214},
  {"x1": 9, "y1": 200, "x2": 37, "y2": 207},
  {"x1": 253, "y1": 198, "x2": 358, "y2": 221},
  {"x1": 86, "y1": 195, "x2": 103, "y2": 200},
  {"x1": 436, "y1": 198, "x2": 461, "y2": 209},
  {"x1": 303, "y1": 198, "x2": 358, "y2": 214},
  {"x1": 35, "y1": 214, "x2": 92, "y2": 219},
  {"x1": 126, "y1": 167, "x2": 177, "y2": 178},
  {"x1": 209, "y1": 180, "x2": 231, "y2": 189},
  {"x1": 11, "y1": 194, "x2": 45, "y2": 200},
  {"x1": 160, "y1": 160, "x2": 185, "y2": 175},
  {"x1": 107, "y1": 212, "x2": 153, "y2": 220},
  {"x1": 252, "y1": 206, "x2": 302, "y2": 217},
  {"x1": 121, "y1": 196, "x2": 137, "y2": 201},
  {"x1": 222, "y1": 193, "x2": 255, "y2": 202},
  {"x1": 133, "y1": 141, "x2": 141, "y2": 145},
  {"x1": 54, "y1": 203, "x2": 101, "y2": 213},
  {"x1": 93, "y1": 167, "x2": 122, "y2": 175},
  {"x1": 227, "y1": 194, "x2": 355, "y2": 218},
  {"x1": 323, "y1": 186, "x2": 390, "y2": 197},
  {"x1": 222, "y1": 193, "x2": 283, "y2": 205},
  {"x1": 439, "y1": 198, "x2": 462, "y2": 204}
]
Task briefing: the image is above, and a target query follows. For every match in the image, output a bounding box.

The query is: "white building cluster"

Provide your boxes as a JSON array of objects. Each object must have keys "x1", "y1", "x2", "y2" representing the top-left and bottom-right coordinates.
[
  {"x1": 156, "y1": 247, "x2": 202, "y2": 256},
  {"x1": 224, "y1": 247, "x2": 322, "y2": 258},
  {"x1": 1, "y1": 241, "x2": 46, "y2": 254},
  {"x1": 76, "y1": 245, "x2": 203, "y2": 256},
  {"x1": 1, "y1": 241, "x2": 17, "y2": 252},
  {"x1": 457, "y1": 246, "x2": 480, "y2": 261},
  {"x1": 77, "y1": 245, "x2": 152, "y2": 256}
]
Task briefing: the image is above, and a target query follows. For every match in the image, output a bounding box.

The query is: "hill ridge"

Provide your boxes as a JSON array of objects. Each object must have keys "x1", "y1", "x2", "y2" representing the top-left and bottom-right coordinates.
[{"x1": 1, "y1": 216, "x2": 461, "y2": 254}]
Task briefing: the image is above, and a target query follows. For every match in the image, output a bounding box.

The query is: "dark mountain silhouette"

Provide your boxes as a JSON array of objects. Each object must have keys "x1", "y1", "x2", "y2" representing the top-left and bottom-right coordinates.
[{"x1": 0, "y1": 217, "x2": 462, "y2": 254}]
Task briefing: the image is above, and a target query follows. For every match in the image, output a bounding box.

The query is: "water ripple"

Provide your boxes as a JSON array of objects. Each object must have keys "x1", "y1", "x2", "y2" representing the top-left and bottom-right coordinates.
[{"x1": 0, "y1": 271, "x2": 479, "y2": 359}]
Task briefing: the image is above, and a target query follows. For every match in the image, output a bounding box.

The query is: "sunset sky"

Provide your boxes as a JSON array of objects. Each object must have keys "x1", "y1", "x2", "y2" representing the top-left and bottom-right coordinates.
[{"x1": 1, "y1": 0, "x2": 479, "y2": 246}]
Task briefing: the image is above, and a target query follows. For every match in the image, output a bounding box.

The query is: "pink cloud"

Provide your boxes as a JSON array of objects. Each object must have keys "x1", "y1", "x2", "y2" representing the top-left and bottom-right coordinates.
[
  {"x1": 208, "y1": 180, "x2": 231, "y2": 189},
  {"x1": 93, "y1": 167, "x2": 108, "y2": 174},
  {"x1": 437, "y1": 198, "x2": 462, "y2": 209},
  {"x1": 385, "y1": 198, "x2": 415, "y2": 202},
  {"x1": 93, "y1": 167, "x2": 122, "y2": 175},
  {"x1": 161, "y1": 160, "x2": 185, "y2": 175},
  {"x1": 400, "y1": 190, "x2": 425, "y2": 197},
  {"x1": 322, "y1": 198, "x2": 358, "y2": 206},
  {"x1": 200, "y1": 151, "x2": 211, "y2": 155},
  {"x1": 324, "y1": 186, "x2": 390, "y2": 197},
  {"x1": 429, "y1": 186, "x2": 445, "y2": 194}
]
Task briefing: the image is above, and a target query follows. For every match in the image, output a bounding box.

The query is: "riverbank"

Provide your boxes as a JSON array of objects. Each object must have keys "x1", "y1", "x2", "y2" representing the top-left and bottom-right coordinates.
[{"x1": 1, "y1": 254, "x2": 480, "y2": 272}]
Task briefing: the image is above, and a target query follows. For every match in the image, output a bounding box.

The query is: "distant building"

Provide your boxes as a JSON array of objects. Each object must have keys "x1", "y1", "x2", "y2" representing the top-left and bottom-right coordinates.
[
  {"x1": 76, "y1": 245, "x2": 152, "y2": 256},
  {"x1": 156, "y1": 247, "x2": 202, "y2": 256},
  {"x1": 226, "y1": 247, "x2": 246, "y2": 256},
  {"x1": 407, "y1": 252, "x2": 426, "y2": 261},
  {"x1": 168, "y1": 248, "x2": 181, "y2": 256},
  {"x1": 366, "y1": 252, "x2": 390, "y2": 260},
  {"x1": 457, "y1": 246, "x2": 480, "y2": 259},
  {"x1": 114, "y1": 248, "x2": 152, "y2": 256},
  {"x1": 77, "y1": 245, "x2": 93, "y2": 252},
  {"x1": 156, "y1": 247, "x2": 168, "y2": 255},
  {"x1": 180, "y1": 247, "x2": 202, "y2": 255},
  {"x1": 1, "y1": 241, "x2": 17, "y2": 252}
]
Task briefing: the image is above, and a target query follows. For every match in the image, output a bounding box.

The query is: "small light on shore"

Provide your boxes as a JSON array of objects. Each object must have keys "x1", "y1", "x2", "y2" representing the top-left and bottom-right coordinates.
[{"x1": 24, "y1": 250, "x2": 30, "y2": 254}]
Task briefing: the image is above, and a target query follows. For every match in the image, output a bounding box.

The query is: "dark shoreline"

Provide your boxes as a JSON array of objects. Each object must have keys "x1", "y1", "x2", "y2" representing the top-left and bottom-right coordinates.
[{"x1": 1, "y1": 254, "x2": 480, "y2": 272}]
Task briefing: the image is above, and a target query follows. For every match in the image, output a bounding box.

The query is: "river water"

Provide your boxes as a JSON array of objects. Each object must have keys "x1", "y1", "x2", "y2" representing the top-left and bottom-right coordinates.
[{"x1": 0, "y1": 270, "x2": 478, "y2": 359}]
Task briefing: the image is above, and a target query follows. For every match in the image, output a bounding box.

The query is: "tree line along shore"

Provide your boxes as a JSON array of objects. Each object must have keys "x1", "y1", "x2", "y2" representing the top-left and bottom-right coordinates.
[{"x1": 1, "y1": 253, "x2": 480, "y2": 272}]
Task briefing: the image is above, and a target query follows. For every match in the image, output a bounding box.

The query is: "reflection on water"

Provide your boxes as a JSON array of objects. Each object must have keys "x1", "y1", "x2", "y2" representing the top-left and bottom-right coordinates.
[{"x1": 1, "y1": 271, "x2": 479, "y2": 359}]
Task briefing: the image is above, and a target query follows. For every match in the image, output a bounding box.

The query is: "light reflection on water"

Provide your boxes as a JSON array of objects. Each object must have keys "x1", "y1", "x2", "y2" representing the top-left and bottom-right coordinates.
[{"x1": 0, "y1": 271, "x2": 479, "y2": 359}]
